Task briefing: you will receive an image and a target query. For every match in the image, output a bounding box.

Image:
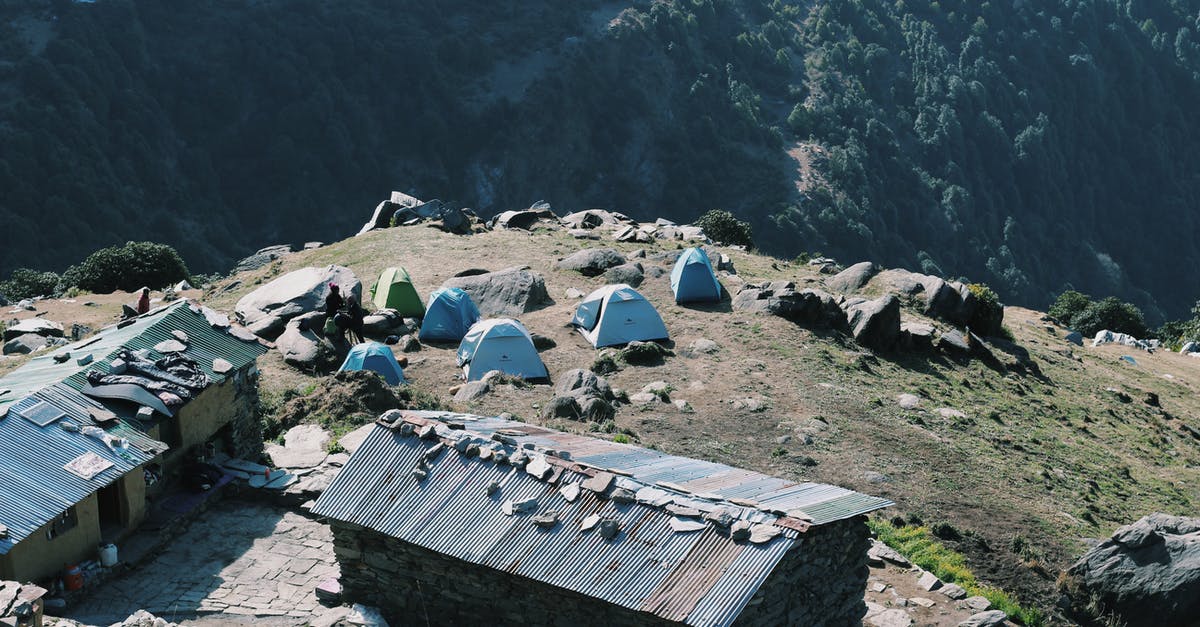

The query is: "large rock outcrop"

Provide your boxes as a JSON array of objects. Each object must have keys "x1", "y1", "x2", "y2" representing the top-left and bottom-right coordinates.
[
  {"x1": 235, "y1": 265, "x2": 362, "y2": 339},
  {"x1": 2, "y1": 318, "x2": 64, "y2": 342},
  {"x1": 440, "y1": 266, "x2": 549, "y2": 317},
  {"x1": 825, "y1": 261, "x2": 878, "y2": 294},
  {"x1": 275, "y1": 314, "x2": 338, "y2": 370},
  {"x1": 1062, "y1": 513, "x2": 1200, "y2": 627},
  {"x1": 732, "y1": 283, "x2": 848, "y2": 330}
]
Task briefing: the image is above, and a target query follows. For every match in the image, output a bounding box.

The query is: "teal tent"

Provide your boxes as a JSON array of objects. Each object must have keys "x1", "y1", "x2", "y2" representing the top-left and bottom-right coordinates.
[
  {"x1": 572, "y1": 284, "x2": 669, "y2": 348},
  {"x1": 669, "y1": 247, "x2": 722, "y2": 303},
  {"x1": 339, "y1": 342, "x2": 406, "y2": 385},
  {"x1": 456, "y1": 319, "x2": 547, "y2": 381},
  {"x1": 419, "y1": 288, "x2": 481, "y2": 342}
]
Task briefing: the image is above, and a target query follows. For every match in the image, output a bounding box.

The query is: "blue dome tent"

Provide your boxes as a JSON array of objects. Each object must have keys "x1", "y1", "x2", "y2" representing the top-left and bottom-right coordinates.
[
  {"x1": 572, "y1": 284, "x2": 669, "y2": 348},
  {"x1": 669, "y1": 247, "x2": 723, "y2": 303},
  {"x1": 339, "y1": 342, "x2": 407, "y2": 385},
  {"x1": 420, "y1": 288, "x2": 481, "y2": 342},
  {"x1": 456, "y1": 319, "x2": 548, "y2": 382}
]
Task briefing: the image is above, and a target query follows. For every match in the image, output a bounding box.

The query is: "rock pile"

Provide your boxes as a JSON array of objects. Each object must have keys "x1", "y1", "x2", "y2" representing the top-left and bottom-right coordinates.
[
  {"x1": 543, "y1": 368, "x2": 617, "y2": 421},
  {"x1": 732, "y1": 282, "x2": 847, "y2": 330}
]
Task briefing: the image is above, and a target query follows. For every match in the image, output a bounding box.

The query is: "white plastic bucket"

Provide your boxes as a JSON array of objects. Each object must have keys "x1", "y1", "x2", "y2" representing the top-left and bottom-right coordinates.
[{"x1": 99, "y1": 543, "x2": 119, "y2": 567}]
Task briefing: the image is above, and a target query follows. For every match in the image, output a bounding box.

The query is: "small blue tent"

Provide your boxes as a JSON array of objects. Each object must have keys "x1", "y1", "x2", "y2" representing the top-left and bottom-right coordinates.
[
  {"x1": 456, "y1": 319, "x2": 548, "y2": 382},
  {"x1": 339, "y1": 342, "x2": 407, "y2": 385},
  {"x1": 420, "y1": 287, "x2": 481, "y2": 342},
  {"x1": 670, "y1": 247, "x2": 723, "y2": 303},
  {"x1": 572, "y1": 284, "x2": 669, "y2": 348}
]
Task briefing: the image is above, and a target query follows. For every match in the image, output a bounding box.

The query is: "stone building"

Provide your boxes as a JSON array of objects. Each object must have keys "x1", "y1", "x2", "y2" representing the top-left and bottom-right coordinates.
[
  {"x1": 313, "y1": 411, "x2": 893, "y2": 626},
  {"x1": 0, "y1": 301, "x2": 266, "y2": 583}
]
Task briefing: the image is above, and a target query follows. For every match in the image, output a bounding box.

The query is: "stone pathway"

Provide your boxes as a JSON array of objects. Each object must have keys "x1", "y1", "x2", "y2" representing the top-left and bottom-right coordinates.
[{"x1": 64, "y1": 501, "x2": 337, "y2": 626}]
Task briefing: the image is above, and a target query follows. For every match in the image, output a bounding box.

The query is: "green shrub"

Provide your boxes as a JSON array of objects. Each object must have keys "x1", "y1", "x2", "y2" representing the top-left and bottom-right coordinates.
[
  {"x1": 1048, "y1": 290, "x2": 1091, "y2": 325},
  {"x1": 966, "y1": 283, "x2": 1004, "y2": 336},
  {"x1": 61, "y1": 241, "x2": 191, "y2": 294},
  {"x1": 0, "y1": 268, "x2": 62, "y2": 300},
  {"x1": 1071, "y1": 297, "x2": 1147, "y2": 338},
  {"x1": 695, "y1": 209, "x2": 754, "y2": 248}
]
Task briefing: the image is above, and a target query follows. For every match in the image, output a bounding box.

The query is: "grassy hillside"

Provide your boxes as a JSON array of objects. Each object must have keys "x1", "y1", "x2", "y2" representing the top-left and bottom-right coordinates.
[
  {"x1": 197, "y1": 226, "x2": 1198, "y2": 613},
  {"x1": 3, "y1": 0, "x2": 1200, "y2": 322}
]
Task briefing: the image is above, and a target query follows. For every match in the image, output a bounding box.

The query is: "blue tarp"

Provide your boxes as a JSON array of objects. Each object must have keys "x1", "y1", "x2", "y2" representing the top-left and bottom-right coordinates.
[
  {"x1": 420, "y1": 288, "x2": 481, "y2": 342},
  {"x1": 339, "y1": 342, "x2": 407, "y2": 385},
  {"x1": 670, "y1": 247, "x2": 722, "y2": 303}
]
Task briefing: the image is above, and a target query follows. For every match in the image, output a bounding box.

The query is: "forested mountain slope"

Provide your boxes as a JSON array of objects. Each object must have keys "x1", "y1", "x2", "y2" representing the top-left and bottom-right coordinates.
[{"x1": 2, "y1": 0, "x2": 1199, "y2": 320}]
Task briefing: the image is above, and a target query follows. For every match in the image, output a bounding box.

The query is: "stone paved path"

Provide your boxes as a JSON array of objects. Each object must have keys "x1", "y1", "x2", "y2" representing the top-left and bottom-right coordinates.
[{"x1": 65, "y1": 501, "x2": 338, "y2": 626}]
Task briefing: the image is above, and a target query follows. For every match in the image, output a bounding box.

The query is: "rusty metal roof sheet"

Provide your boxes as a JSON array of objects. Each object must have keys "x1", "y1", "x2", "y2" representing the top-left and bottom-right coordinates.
[{"x1": 313, "y1": 413, "x2": 893, "y2": 626}]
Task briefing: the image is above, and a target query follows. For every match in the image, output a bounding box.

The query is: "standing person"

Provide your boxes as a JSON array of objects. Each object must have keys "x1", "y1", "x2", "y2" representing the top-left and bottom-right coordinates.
[
  {"x1": 324, "y1": 283, "x2": 346, "y2": 341},
  {"x1": 347, "y1": 296, "x2": 366, "y2": 344},
  {"x1": 136, "y1": 288, "x2": 151, "y2": 314}
]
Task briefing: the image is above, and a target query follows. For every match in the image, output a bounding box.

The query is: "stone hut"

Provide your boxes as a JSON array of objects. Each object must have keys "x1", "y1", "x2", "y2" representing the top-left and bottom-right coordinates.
[
  {"x1": 0, "y1": 301, "x2": 267, "y2": 582},
  {"x1": 313, "y1": 411, "x2": 893, "y2": 626}
]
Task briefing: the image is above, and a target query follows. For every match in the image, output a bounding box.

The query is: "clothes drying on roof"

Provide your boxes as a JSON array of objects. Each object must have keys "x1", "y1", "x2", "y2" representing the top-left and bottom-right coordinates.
[
  {"x1": 419, "y1": 288, "x2": 481, "y2": 342},
  {"x1": 456, "y1": 319, "x2": 548, "y2": 381},
  {"x1": 116, "y1": 349, "x2": 210, "y2": 392},
  {"x1": 339, "y1": 342, "x2": 407, "y2": 385},
  {"x1": 370, "y1": 267, "x2": 424, "y2": 316},
  {"x1": 571, "y1": 284, "x2": 669, "y2": 347},
  {"x1": 86, "y1": 371, "x2": 192, "y2": 405},
  {"x1": 670, "y1": 247, "x2": 723, "y2": 303}
]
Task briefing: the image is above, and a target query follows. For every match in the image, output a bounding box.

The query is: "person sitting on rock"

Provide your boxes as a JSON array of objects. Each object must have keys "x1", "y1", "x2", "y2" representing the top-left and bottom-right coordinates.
[
  {"x1": 323, "y1": 283, "x2": 346, "y2": 341},
  {"x1": 346, "y1": 296, "x2": 366, "y2": 344},
  {"x1": 136, "y1": 287, "x2": 151, "y2": 314}
]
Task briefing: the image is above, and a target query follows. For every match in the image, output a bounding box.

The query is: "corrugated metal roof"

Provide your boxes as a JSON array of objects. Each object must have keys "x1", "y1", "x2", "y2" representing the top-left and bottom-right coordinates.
[
  {"x1": 0, "y1": 300, "x2": 266, "y2": 554},
  {"x1": 313, "y1": 413, "x2": 893, "y2": 626}
]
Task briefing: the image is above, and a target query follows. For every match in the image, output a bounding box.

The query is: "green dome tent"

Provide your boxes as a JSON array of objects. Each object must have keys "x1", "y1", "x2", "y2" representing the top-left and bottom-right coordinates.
[{"x1": 370, "y1": 267, "x2": 424, "y2": 316}]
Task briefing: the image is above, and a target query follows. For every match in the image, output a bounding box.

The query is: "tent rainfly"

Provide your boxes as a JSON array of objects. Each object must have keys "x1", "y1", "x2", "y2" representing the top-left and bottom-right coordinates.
[
  {"x1": 370, "y1": 267, "x2": 424, "y2": 316},
  {"x1": 572, "y1": 284, "x2": 669, "y2": 347},
  {"x1": 339, "y1": 342, "x2": 407, "y2": 385},
  {"x1": 419, "y1": 288, "x2": 481, "y2": 342},
  {"x1": 456, "y1": 319, "x2": 547, "y2": 382},
  {"x1": 670, "y1": 247, "x2": 723, "y2": 303}
]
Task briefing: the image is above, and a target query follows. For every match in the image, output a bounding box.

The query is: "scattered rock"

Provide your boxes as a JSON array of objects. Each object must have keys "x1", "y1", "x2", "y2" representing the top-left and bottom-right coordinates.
[
  {"x1": 398, "y1": 334, "x2": 421, "y2": 352},
  {"x1": 212, "y1": 358, "x2": 233, "y2": 374},
  {"x1": 897, "y1": 394, "x2": 921, "y2": 410},
  {"x1": 2, "y1": 334, "x2": 48, "y2": 355},
  {"x1": 556, "y1": 248, "x2": 626, "y2": 276},
  {"x1": 917, "y1": 571, "x2": 943, "y2": 591},
  {"x1": 939, "y1": 583, "x2": 968, "y2": 600},
  {"x1": 825, "y1": 261, "x2": 878, "y2": 294},
  {"x1": 235, "y1": 265, "x2": 361, "y2": 339},
  {"x1": 910, "y1": 597, "x2": 936, "y2": 608},
  {"x1": 620, "y1": 340, "x2": 671, "y2": 365},
  {"x1": 938, "y1": 330, "x2": 971, "y2": 355},
  {"x1": 936, "y1": 408, "x2": 967, "y2": 419},
  {"x1": 732, "y1": 398, "x2": 766, "y2": 412},
  {"x1": 960, "y1": 596, "x2": 992, "y2": 612},
  {"x1": 864, "y1": 471, "x2": 892, "y2": 484},
  {"x1": 957, "y1": 610, "x2": 1008, "y2": 627},
  {"x1": 1065, "y1": 330, "x2": 1084, "y2": 346},
  {"x1": 629, "y1": 392, "x2": 659, "y2": 405},
  {"x1": 565, "y1": 287, "x2": 585, "y2": 299},
  {"x1": 868, "y1": 540, "x2": 911, "y2": 567},
  {"x1": 441, "y1": 266, "x2": 550, "y2": 317},
  {"x1": 865, "y1": 603, "x2": 913, "y2": 627},
  {"x1": 672, "y1": 399, "x2": 693, "y2": 413},
  {"x1": 899, "y1": 321, "x2": 936, "y2": 352},
  {"x1": 154, "y1": 339, "x2": 187, "y2": 353},
  {"x1": 688, "y1": 338, "x2": 720, "y2": 354}
]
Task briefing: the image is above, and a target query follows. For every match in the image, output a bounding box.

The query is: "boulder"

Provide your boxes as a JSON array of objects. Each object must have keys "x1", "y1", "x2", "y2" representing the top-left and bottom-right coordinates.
[
  {"x1": 1065, "y1": 331, "x2": 1084, "y2": 346},
  {"x1": 938, "y1": 330, "x2": 971, "y2": 355},
  {"x1": 358, "y1": 191, "x2": 424, "y2": 234},
  {"x1": 556, "y1": 248, "x2": 626, "y2": 276},
  {"x1": 441, "y1": 266, "x2": 550, "y2": 318},
  {"x1": 825, "y1": 261, "x2": 878, "y2": 294},
  {"x1": 620, "y1": 341, "x2": 672, "y2": 365},
  {"x1": 453, "y1": 380, "x2": 491, "y2": 402},
  {"x1": 362, "y1": 309, "x2": 412, "y2": 338},
  {"x1": 689, "y1": 338, "x2": 720, "y2": 354},
  {"x1": 560, "y1": 209, "x2": 634, "y2": 230},
  {"x1": 899, "y1": 322, "x2": 936, "y2": 352},
  {"x1": 556, "y1": 369, "x2": 614, "y2": 401},
  {"x1": 2, "y1": 334, "x2": 48, "y2": 355},
  {"x1": 277, "y1": 315, "x2": 337, "y2": 369},
  {"x1": 2, "y1": 318, "x2": 65, "y2": 341},
  {"x1": 235, "y1": 265, "x2": 362, "y2": 339},
  {"x1": 602, "y1": 263, "x2": 644, "y2": 287},
  {"x1": 957, "y1": 611, "x2": 1008, "y2": 627},
  {"x1": 540, "y1": 396, "x2": 581, "y2": 420},
  {"x1": 1062, "y1": 513, "x2": 1200, "y2": 627},
  {"x1": 530, "y1": 333, "x2": 556, "y2": 351},
  {"x1": 844, "y1": 295, "x2": 901, "y2": 351},
  {"x1": 490, "y1": 202, "x2": 558, "y2": 230},
  {"x1": 265, "y1": 424, "x2": 331, "y2": 469},
  {"x1": 234, "y1": 244, "x2": 293, "y2": 273},
  {"x1": 732, "y1": 283, "x2": 848, "y2": 330},
  {"x1": 579, "y1": 397, "x2": 616, "y2": 422}
]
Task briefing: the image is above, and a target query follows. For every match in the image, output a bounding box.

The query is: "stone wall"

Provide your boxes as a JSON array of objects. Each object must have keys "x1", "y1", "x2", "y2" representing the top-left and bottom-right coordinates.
[
  {"x1": 330, "y1": 515, "x2": 871, "y2": 627},
  {"x1": 733, "y1": 516, "x2": 870, "y2": 626},
  {"x1": 330, "y1": 520, "x2": 674, "y2": 627},
  {"x1": 169, "y1": 365, "x2": 262, "y2": 464}
]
